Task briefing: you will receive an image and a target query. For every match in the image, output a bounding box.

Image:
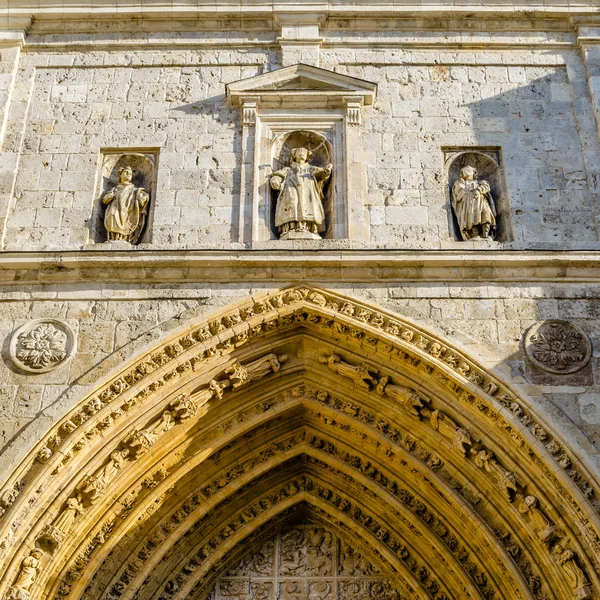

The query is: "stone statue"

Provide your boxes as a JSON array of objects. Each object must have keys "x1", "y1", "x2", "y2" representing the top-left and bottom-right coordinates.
[
  {"x1": 126, "y1": 410, "x2": 176, "y2": 458},
  {"x1": 319, "y1": 355, "x2": 378, "y2": 390},
  {"x1": 518, "y1": 495, "x2": 557, "y2": 544},
  {"x1": 103, "y1": 166, "x2": 149, "y2": 244},
  {"x1": 78, "y1": 449, "x2": 128, "y2": 501},
  {"x1": 8, "y1": 549, "x2": 43, "y2": 599},
  {"x1": 553, "y1": 543, "x2": 592, "y2": 599},
  {"x1": 270, "y1": 147, "x2": 332, "y2": 240},
  {"x1": 170, "y1": 380, "x2": 230, "y2": 420},
  {"x1": 452, "y1": 165, "x2": 496, "y2": 240},
  {"x1": 39, "y1": 496, "x2": 84, "y2": 547},
  {"x1": 376, "y1": 376, "x2": 427, "y2": 418},
  {"x1": 225, "y1": 354, "x2": 288, "y2": 389}
]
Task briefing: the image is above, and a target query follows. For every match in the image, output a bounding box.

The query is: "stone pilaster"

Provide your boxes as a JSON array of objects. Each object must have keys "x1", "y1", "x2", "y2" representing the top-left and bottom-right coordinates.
[
  {"x1": 576, "y1": 18, "x2": 600, "y2": 140},
  {"x1": 275, "y1": 13, "x2": 325, "y2": 67},
  {"x1": 0, "y1": 28, "x2": 27, "y2": 249}
]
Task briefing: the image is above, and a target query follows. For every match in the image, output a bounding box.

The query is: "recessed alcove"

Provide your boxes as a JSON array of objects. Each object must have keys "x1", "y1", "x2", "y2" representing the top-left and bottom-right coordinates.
[
  {"x1": 443, "y1": 147, "x2": 513, "y2": 243},
  {"x1": 89, "y1": 149, "x2": 159, "y2": 245}
]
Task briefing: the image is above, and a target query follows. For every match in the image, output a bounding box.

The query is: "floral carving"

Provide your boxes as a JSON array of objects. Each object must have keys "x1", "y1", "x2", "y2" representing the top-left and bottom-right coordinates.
[
  {"x1": 10, "y1": 320, "x2": 76, "y2": 373},
  {"x1": 524, "y1": 320, "x2": 591, "y2": 375}
]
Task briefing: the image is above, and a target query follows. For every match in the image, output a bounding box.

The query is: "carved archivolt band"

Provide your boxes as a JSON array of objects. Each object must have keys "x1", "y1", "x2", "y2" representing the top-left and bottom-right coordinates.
[{"x1": 0, "y1": 287, "x2": 598, "y2": 600}]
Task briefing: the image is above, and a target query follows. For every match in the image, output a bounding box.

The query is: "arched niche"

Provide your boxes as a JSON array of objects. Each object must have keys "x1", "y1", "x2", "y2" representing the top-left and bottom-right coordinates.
[
  {"x1": 89, "y1": 150, "x2": 159, "y2": 245},
  {"x1": 444, "y1": 148, "x2": 513, "y2": 243},
  {"x1": 270, "y1": 130, "x2": 334, "y2": 239},
  {"x1": 0, "y1": 287, "x2": 598, "y2": 600}
]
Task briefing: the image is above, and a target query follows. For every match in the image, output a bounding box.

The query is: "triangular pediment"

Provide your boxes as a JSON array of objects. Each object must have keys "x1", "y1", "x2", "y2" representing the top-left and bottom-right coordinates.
[{"x1": 226, "y1": 63, "x2": 377, "y2": 107}]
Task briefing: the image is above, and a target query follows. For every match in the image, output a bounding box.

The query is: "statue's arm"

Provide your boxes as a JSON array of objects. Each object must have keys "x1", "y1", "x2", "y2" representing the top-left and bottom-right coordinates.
[
  {"x1": 452, "y1": 180, "x2": 465, "y2": 203},
  {"x1": 270, "y1": 168, "x2": 287, "y2": 190},
  {"x1": 313, "y1": 164, "x2": 333, "y2": 180},
  {"x1": 137, "y1": 188, "x2": 149, "y2": 208},
  {"x1": 477, "y1": 180, "x2": 491, "y2": 194},
  {"x1": 102, "y1": 189, "x2": 116, "y2": 204}
]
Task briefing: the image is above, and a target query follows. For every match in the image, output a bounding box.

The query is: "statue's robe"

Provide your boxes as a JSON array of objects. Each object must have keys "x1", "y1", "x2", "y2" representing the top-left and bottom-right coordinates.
[
  {"x1": 452, "y1": 177, "x2": 496, "y2": 240},
  {"x1": 104, "y1": 182, "x2": 148, "y2": 244},
  {"x1": 272, "y1": 162, "x2": 331, "y2": 233}
]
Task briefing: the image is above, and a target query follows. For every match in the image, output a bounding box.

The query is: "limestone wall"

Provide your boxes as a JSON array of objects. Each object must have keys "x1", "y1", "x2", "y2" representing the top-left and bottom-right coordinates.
[
  {"x1": 0, "y1": 21, "x2": 599, "y2": 250},
  {"x1": 0, "y1": 8, "x2": 599, "y2": 509},
  {"x1": 0, "y1": 278, "x2": 598, "y2": 483}
]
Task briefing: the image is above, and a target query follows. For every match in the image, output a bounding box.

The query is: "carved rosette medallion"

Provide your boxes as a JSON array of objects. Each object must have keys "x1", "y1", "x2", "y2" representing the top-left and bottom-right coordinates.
[
  {"x1": 524, "y1": 320, "x2": 591, "y2": 375},
  {"x1": 10, "y1": 320, "x2": 76, "y2": 374}
]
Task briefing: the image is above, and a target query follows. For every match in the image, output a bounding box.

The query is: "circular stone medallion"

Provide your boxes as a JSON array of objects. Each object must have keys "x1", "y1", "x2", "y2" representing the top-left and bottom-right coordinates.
[
  {"x1": 10, "y1": 320, "x2": 76, "y2": 374},
  {"x1": 524, "y1": 320, "x2": 591, "y2": 375}
]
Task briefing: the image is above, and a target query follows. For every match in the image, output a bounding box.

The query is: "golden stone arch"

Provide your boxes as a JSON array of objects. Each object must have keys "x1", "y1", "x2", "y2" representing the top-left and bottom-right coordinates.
[{"x1": 0, "y1": 286, "x2": 599, "y2": 600}]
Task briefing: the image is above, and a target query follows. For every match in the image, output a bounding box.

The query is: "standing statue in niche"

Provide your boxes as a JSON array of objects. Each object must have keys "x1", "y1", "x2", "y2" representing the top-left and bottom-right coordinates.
[
  {"x1": 103, "y1": 166, "x2": 149, "y2": 244},
  {"x1": 452, "y1": 165, "x2": 497, "y2": 241},
  {"x1": 270, "y1": 147, "x2": 332, "y2": 240}
]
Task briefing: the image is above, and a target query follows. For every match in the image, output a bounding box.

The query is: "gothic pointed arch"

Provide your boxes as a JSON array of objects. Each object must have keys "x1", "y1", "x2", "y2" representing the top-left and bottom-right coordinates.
[{"x1": 0, "y1": 286, "x2": 599, "y2": 600}]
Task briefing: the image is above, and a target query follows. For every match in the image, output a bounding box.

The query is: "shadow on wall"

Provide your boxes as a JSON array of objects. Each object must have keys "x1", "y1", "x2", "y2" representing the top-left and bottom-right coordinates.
[{"x1": 459, "y1": 67, "x2": 600, "y2": 245}]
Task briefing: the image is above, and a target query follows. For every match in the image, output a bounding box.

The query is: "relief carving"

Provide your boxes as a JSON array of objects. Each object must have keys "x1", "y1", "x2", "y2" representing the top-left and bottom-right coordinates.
[
  {"x1": 10, "y1": 320, "x2": 76, "y2": 374},
  {"x1": 524, "y1": 320, "x2": 591, "y2": 375},
  {"x1": 215, "y1": 526, "x2": 395, "y2": 600},
  {"x1": 6, "y1": 549, "x2": 43, "y2": 600}
]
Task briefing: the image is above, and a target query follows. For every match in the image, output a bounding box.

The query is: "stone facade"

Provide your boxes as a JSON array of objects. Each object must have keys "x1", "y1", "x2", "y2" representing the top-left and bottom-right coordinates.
[{"x1": 0, "y1": 2, "x2": 599, "y2": 600}]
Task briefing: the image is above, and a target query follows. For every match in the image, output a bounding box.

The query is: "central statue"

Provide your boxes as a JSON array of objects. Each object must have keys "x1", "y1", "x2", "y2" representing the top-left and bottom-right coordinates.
[{"x1": 270, "y1": 147, "x2": 332, "y2": 240}]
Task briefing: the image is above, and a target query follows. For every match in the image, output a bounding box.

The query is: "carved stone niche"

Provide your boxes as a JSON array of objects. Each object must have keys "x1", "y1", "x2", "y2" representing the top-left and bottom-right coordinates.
[
  {"x1": 270, "y1": 130, "x2": 334, "y2": 239},
  {"x1": 443, "y1": 148, "x2": 513, "y2": 243},
  {"x1": 226, "y1": 64, "x2": 376, "y2": 244},
  {"x1": 89, "y1": 149, "x2": 159, "y2": 245}
]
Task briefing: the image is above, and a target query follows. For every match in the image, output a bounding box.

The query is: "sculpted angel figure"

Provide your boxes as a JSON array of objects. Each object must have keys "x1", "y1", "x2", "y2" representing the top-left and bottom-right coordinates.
[
  {"x1": 54, "y1": 496, "x2": 84, "y2": 536},
  {"x1": 319, "y1": 355, "x2": 378, "y2": 390},
  {"x1": 270, "y1": 147, "x2": 332, "y2": 239},
  {"x1": 9, "y1": 549, "x2": 43, "y2": 597},
  {"x1": 79, "y1": 449, "x2": 127, "y2": 501},
  {"x1": 103, "y1": 166, "x2": 150, "y2": 244},
  {"x1": 452, "y1": 165, "x2": 497, "y2": 240},
  {"x1": 225, "y1": 354, "x2": 288, "y2": 389}
]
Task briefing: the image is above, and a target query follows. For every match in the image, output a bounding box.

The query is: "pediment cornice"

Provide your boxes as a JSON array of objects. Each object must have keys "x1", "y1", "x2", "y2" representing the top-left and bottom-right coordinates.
[{"x1": 226, "y1": 63, "x2": 377, "y2": 108}]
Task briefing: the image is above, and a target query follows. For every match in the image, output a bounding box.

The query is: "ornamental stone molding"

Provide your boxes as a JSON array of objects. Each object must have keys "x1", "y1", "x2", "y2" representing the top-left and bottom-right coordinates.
[
  {"x1": 9, "y1": 319, "x2": 76, "y2": 374},
  {"x1": 524, "y1": 320, "x2": 592, "y2": 375},
  {"x1": 0, "y1": 287, "x2": 598, "y2": 600}
]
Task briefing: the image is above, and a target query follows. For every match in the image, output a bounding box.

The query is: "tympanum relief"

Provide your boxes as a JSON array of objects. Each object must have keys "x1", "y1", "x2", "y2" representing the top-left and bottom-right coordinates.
[
  {"x1": 211, "y1": 525, "x2": 402, "y2": 600},
  {"x1": 271, "y1": 147, "x2": 332, "y2": 240}
]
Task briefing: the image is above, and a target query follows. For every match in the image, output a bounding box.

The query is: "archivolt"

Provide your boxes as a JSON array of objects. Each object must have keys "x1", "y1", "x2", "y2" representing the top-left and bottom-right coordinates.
[{"x1": 0, "y1": 286, "x2": 599, "y2": 600}]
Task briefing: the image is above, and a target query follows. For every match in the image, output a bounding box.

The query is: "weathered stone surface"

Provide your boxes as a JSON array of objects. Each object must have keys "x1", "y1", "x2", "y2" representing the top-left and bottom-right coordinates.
[{"x1": 0, "y1": 6, "x2": 599, "y2": 600}]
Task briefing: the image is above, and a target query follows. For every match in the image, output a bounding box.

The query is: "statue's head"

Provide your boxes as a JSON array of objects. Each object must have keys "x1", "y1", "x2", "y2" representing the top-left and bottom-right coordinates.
[
  {"x1": 460, "y1": 165, "x2": 477, "y2": 181},
  {"x1": 118, "y1": 166, "x2": 133, "y2": 184},
  {"x1": 31, "y1": 549, "x2": 43, "y2": 559},
  {"x1": 290, "y1": 147, "x2": 311, "y2": 164}
]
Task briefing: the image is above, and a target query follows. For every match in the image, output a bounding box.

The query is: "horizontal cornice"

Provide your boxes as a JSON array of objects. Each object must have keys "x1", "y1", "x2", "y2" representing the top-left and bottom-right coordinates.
[{"x1": 1, "y1": 250, "x2": 600, "y2": 285}]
